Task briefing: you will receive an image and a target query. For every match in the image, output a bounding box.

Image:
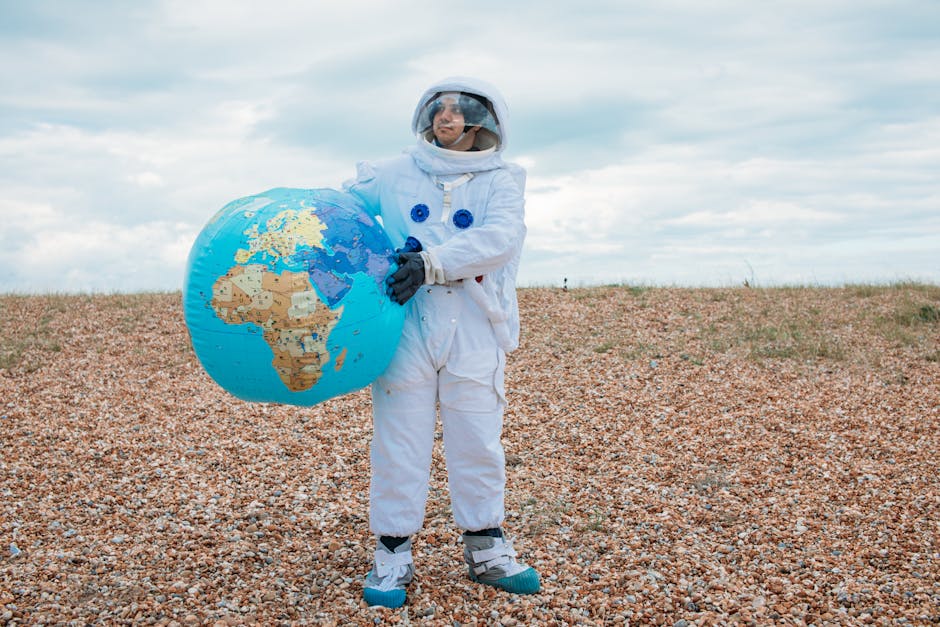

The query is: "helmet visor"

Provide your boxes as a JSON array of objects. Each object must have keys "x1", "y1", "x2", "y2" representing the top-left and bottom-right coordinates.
[{"x1": 415, "y1": 91, "x2": 501, "y2": 148}]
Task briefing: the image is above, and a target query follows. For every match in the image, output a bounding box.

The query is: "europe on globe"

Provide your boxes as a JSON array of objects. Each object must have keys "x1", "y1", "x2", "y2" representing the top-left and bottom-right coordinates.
[{"x1": 183, "y1": 187, "x2": 405, "y2": 406}]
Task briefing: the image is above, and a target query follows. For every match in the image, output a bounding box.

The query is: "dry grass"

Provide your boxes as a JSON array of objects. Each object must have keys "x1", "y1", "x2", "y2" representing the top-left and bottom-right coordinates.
[{"x1": 1, "y1": 285, "x2": 938, "y2": 625}]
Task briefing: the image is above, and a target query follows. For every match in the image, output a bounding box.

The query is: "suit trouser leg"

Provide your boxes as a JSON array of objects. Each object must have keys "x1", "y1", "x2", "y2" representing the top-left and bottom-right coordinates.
[
  {"x1": 369, "y1": 286, "x2": 507, "y2": 536},
  {"x1": 439, "y1": 328, "x2": 507, "y2": 532},
  {"x1": 370, "y1": 380, "x2": 437, "y2": 537}
]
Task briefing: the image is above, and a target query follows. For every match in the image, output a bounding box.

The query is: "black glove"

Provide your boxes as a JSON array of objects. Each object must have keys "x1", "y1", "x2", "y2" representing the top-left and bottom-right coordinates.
[{"x1": 386, "y1": 252, "x2": 425, "y2": 305}]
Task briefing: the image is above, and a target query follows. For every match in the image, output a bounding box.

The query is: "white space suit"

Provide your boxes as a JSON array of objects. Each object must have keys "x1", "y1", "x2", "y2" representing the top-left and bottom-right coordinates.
[{"x1": 345, "y1": 77, "x2": 526, "y2": 537}]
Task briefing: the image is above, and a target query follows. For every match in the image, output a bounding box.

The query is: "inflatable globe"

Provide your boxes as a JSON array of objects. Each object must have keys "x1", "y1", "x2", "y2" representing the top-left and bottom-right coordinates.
[{"x1": 183, "y1": 187, "x2": 405, "y2": 406}]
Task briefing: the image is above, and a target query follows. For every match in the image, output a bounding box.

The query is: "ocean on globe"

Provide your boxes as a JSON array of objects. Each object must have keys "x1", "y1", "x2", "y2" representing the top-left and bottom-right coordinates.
[{"x1": 183, "y1": 187, "x2": 405, "y2": 406}]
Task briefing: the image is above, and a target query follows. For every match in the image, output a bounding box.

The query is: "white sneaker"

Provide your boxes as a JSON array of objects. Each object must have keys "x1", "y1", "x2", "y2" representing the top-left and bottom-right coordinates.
[
  {"x1": 462, "y1": 534, "x2": 540, "y2": 594},
  {"x1": 363, "y1": 538, "x2": 414, "y2": 608}
]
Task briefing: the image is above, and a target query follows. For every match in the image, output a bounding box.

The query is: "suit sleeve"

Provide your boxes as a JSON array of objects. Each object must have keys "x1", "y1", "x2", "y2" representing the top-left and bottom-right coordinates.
[
  {"x1": 342, "y1": 161, "x2": 382, "y2": 218},
  {"x1": 427, "y1": 168, "x2": 526, "y2": 281}
]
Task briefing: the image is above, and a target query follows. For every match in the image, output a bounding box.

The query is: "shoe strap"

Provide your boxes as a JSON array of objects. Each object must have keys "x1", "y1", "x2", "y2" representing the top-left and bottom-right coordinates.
[
  {"x1": 374, "y1": 549, "x2": 413, "y2": 578},
  {"x1": 471, "y1": 542, "x2": 517, "y2": 564},
  {"x1": 471, "y1": 540, "x2": 518, "y2": 575}
]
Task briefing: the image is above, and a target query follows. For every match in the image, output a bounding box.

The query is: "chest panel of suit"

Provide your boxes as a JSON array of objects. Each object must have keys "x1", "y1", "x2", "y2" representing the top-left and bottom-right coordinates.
[{"x1": 382, "y1": 170, "x2": 492, "y2": 250}]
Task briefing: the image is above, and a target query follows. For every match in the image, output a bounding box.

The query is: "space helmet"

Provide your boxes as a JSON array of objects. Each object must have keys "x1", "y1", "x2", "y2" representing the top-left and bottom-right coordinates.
[{"x1": 415, "y1": 91, "x2": 501, "y2": 150}]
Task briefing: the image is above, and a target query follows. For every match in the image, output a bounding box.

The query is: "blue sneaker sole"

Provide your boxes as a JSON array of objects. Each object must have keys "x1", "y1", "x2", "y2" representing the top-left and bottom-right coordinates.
[
  {"x1": 363, "y1": 587, "x2": 406, "y2": 608},
  {"x1": 471, "y1": 567, "x2": 541, "y2": 594}
]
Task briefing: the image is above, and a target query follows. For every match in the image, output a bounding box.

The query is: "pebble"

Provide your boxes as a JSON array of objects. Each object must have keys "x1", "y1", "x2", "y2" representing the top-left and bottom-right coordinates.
[{"x1": 2, "y1": 290, "x2": 938, "y2": 625}]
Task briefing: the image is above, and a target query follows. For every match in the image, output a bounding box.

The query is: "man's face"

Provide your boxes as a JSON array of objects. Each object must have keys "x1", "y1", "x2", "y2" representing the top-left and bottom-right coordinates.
[{"x1": 432, "y1": 96, "x2": 466, "y2": 147}]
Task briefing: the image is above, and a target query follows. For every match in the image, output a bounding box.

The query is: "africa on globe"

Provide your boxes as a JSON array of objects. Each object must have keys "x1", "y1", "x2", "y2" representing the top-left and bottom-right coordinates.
[{"x1": 183, "y1": 187, "x2": 405, "y2": 406}]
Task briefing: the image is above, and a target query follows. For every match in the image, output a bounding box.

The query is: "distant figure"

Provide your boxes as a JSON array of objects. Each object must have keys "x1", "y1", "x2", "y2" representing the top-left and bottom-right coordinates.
[
  {"x1": 344, "y1": 76, "x2": 539, "y2": 608},
  {"x1": 563, "y1": 277, "x2": 568, "y2": 292}
]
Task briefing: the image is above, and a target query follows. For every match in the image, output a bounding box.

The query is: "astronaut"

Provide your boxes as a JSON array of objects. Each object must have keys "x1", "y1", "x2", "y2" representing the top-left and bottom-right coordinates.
[{"x1": 344, "y1": 77, "x2": 540, "y2": 608}]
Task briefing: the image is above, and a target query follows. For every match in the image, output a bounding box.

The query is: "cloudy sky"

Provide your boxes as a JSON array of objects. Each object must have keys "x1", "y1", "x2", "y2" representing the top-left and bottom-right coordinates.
[{"x1": 1, "y1": 0, "x2": 938, "y2": 293}]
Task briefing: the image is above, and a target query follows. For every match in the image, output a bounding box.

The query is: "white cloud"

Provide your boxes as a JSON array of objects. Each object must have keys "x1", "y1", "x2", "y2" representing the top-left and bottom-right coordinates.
[
  {"x1": 517, "y1": 114, "x2": 940, "y2": 286},
  {"x1": 0, "y1": 217, "x2": 195, "y2": 293},
  {"x1": 668, "y1": 202, "x2": 843, "y2": 227},
  {"x1": 0, "y1": 109, "x2": 352, "y2": 293},
  {"x1": 1, "y1": 1, "x2": 939, "y2": 292},
  {"x1": 127, "y1": 172, "x2": 166, "y2": 188}
]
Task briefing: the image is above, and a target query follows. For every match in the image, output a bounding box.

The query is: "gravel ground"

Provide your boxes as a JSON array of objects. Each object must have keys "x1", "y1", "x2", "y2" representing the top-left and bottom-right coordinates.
[{"x1": 1, "y1": 286, "x2": 938, "y2": 626}]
